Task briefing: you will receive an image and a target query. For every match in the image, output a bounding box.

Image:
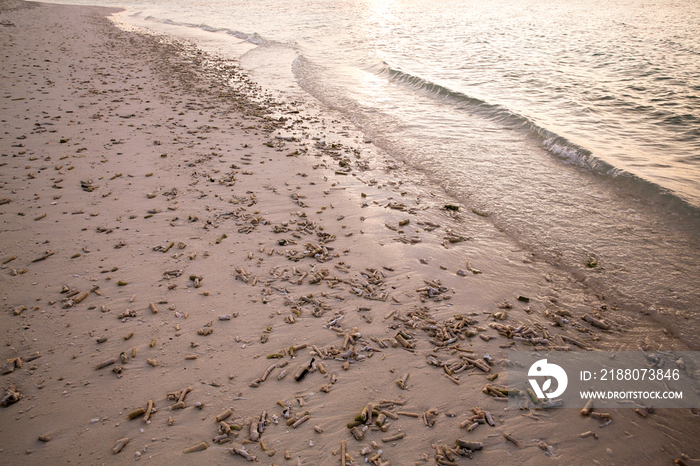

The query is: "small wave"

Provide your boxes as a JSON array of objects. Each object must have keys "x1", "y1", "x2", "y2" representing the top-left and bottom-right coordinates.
[
  {"x1": 242, "y1": 32, "x2": 264, "y2": 46},
  {"x1": 198, "y1": 24, "x2": 223, "y2": 33},
  {"x1": 226, "y1": 30, "x2": 252, "y2": 41},
  {"x1": 141, "y1": 15, "x2": 268, "y2": 46},
  {"x1": 370, "y1": 62, "x2": 607, "y2": 168},
  {"x1": 541, "y1": 137, "x2": 611, "y2": 172},
  {"x1": 369, "y1": 61, "x2": 699, "y2": 214},
  {"x1": 664, "y1": 113, "x2": 699, "y2": 126}
]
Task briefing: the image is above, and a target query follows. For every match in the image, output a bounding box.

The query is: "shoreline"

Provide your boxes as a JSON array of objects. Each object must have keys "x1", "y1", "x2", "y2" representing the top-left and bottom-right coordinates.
[
  {"x1": 106, "y1": 1, "x2": 700, "y2": 353},
  {"x1": 1, "y1": 2, "x2": 698, "y2": 465}
]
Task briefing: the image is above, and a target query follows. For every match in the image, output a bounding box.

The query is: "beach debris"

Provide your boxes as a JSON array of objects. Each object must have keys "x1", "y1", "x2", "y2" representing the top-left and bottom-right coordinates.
[
  {"x1": 73, "y1": 291, "x2": 90, "y2": 304},
  {"x1": 455, "y1": 439, "x2": 483, "y2": 451},
  {"x1": 560, "y1": 335, "x2": 590, "y2": 350},
  {"x1": 526, "y1": 388, "x2": 541, "y2": 405},
  {"x1": 395, "y1": 331, "x2": 415, "y2": 350},
  {"x1": 416, "y1": 279, "x2": 449, "y2": 301},
  {"x1": 293, "y1": 358, "x2": 315, "y2": 382},
  {"x1": 486, "y1": 321, "x2": 552, "y2": 347},
  {"x1": 581, "y1": 399, "x2": 594, "y2": 416},
  {"x1": 1, "y1": 385, "x2": 21, "y2": 407},
  {"x1": 285, "y1": 242, "x2": 333, "y2": 263},
  {"x1": 503, "y1": 432, "x2": 521, "y2": 447},
  {"x1": 497, "y1": 299, "x2": 512, "y2": 309},
  {"x1": 382, "y1": 432, "x2": 405, "y2": 442},
  {"x1": 163, "y1": 269, "x2": 183, "y2": 279},
  {"x1": 581, "y1": 314, "x2": 609, "y2": 330},
  {"x1": 178, "y1": 387, "x2": 193, "y2": 403},
  {"x1": 153, "y1": 242, "x2": 175, "y2": 253},
  {"x1": 23, "y1": 352, "x2": 41, "y2": 362},
  {"x1": 340, "y1": 439, "x2": 347, "y2": 466},
  {"x1": 591, "y1": 412, "x2": 613, "y2": 427},
  {"x1": 422, "y1": 409, "x2": 439, "y2": 427},
  {"x1": 444, "y1": 231, "x2": 469, "y2": 244},
  {"x1": 80, "y1": 180, "x2": 97, "y2": 192},
  {"x1": 113, "y1": 438, "x2": 129, "y2": 454},
  {"x1": 2, "y1": 358, "x2": 22, "y2": 375},
  {"x1": 95, "y1": 358, "x2": 116, "y2": 370},
  {"x1": 460, "y1": 407, "x2": 494, "y2": 429},
  {"x1": 144, "y1": 400, "x2": 154, "y2": 422},
  {"x1": 395, "y1": 373, "x2": 409, "y2": 390},
  {"x1": 182, "y1": 442, "x2": 208, "y2": 453},
  {"x1": 218, "y1": 420, "x2": 231, "y2": 434},
  {"x1": 292, "y1": 414, "x2": 310, "y2": 429},
  {"x1": 249, "y1": 415, "x2": 261, "y2": 440},
  {"x1": 230, "y1": 446, "x2": 258, "y2": 461},
  {"x1": 216, "y1": 408, "x2": 233, "y2": 422},
  {"x1": 538, "y1": 441, "x2": 554, "y2": 456},
  {"x1": 464, "y1": 260, "x2": 482, "y2": 274},
  {"x1": 250, "y1": 363, "x2": 276, "y2": 388},
  {"x1": 128, "y1": 407, "x2": 146, "y2": 420},
  {"x1": 31, "y1": 250, "x2": 55, "y2": 263},
  {"x1": 190, "y1": 274, "x2": 203, "y2": 288},
  {"x1": 540, "y1": 399, "x2": 565, "y2": 409},
  {"x1": 483, "y1": 384, "x2": 518, "y2": 400},
  {"x1": 350, "y1": 426, "x2": 364, "y2": 441},
  {"x1": 443, "y1": 439, "x2": 483, "y2": 460},
  {"x1": 167, "y1": 386, "x2": 192, "y2": 409},
  {"x1": 213, "y1": 433, "x2": 231, "y2": 444}
]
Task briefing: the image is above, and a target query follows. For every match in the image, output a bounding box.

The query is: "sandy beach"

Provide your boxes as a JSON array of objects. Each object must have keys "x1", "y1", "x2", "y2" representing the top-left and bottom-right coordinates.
[{"x1": 1, "y1": 1, "x2": 699, "y2": 464}]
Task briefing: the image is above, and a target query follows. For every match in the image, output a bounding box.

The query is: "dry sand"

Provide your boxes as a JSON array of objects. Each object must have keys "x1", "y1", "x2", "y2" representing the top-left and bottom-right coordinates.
[{"x1": 1, "y1": 1, "x2": 699, "y2": 465}]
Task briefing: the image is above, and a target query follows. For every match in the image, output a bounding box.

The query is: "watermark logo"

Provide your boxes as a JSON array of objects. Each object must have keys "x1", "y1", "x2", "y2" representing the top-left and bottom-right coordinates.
[
  {"x1": 509, "y1": 351, "x2": 699, "y2": 409},
  {"x1": 528, "y1": 359, "x2": 568, "y2": 399}
]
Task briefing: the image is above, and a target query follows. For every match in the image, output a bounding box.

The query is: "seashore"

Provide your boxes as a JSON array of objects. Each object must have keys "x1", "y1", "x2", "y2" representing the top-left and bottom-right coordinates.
[{"x1": 0, "y1": 1, "x2": 699, "y2": 464}]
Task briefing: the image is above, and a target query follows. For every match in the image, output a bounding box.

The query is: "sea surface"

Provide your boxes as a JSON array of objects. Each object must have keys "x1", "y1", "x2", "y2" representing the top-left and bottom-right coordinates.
[{"x1": 46, "y1": 0, "x2": 700, "y2": 345}]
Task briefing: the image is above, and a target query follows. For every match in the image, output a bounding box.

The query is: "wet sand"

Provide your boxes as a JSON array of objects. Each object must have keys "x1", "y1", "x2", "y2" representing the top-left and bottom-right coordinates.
[{"x1": 0, "y1": 1, "x2": 698, "y2": 465}]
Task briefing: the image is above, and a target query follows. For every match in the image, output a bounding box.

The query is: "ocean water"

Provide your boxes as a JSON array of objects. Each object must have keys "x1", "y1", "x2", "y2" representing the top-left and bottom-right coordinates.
[{"x1": 46, "y1": 0, "x2": 700, "y2": 345}]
